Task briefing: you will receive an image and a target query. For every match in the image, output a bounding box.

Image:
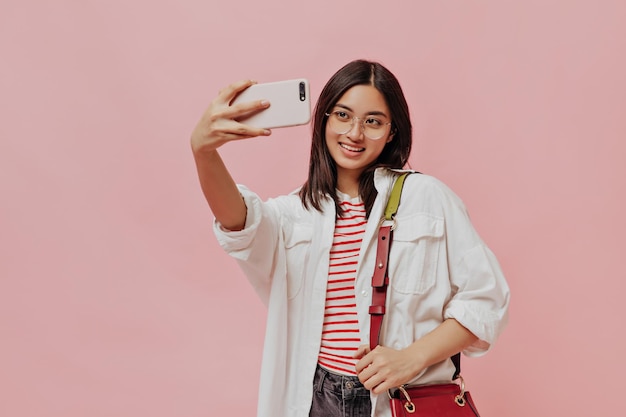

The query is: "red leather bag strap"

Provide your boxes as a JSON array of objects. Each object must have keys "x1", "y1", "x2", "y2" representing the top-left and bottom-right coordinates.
[{"x1": 369, "y1": 173, "x2": 409, "y2": 350}]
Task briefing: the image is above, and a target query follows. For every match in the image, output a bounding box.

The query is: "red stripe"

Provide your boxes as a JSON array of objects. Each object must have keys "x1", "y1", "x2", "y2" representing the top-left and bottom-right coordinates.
[
  {"x1": 320, "y1": 346, "x2": 359, "y2": 353},
  {"x1": 317, "y1": 360, "x2": 358, "y2": 375},
  {"x1": 325, "y1": 312, "x2": 357, "y2": 318},
  {"x1": 319, "y1": 352, "x2": 358, "y2": 360},
  {"x1": 334, "y1": 230, "x2": 366, "y2": 237},
  {"x1": 326, "y1": 286, "x2": 355, "y2": 293},
  {"x1": 329, "y1": 259, "x2": 358, "y2": 265},
  {"x1": 339, "y1": 200, "x2": 364, "y2": 207},
  {"x1": 332, "y1": 238, "x2": 362, "y2": 246},
  {"x1": 318, "y1": 354, "x2": 358, "y2": 366},
  {"x1": 321, "y1": 336, "x2": 361, "y2": 342},
  {"x1": 322, "y1": 329, "x2": 359, "y2": 335},
  {"x1": 330, "y1": 247, "x2": 360, "y2": 255},
  {"x1": 325, "y1": 303, "x2": 356, "y2": 308},
  {"x1": 328, "y1": 278, "x2": 354, "y2": 284},
  {"x1": 325, "y1": 295, "x2": 356, "y2": 302},
  {"x1": 324, "y1": 320, "x2": 359, "y2": 326},
  {"x1": 328, "y1": 270, "x2": 356, "y2": 276},
  {"x1": 333, "y1": 221, "x2": 367, "y2": 231},
  {"x1": 336, "y1": 214, "x2": 365, "y2": 221}
]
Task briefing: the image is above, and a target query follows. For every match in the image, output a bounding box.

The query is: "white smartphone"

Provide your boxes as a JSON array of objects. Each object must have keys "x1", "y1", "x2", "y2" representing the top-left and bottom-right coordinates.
[{"x1": 231, "y1": 79, "x2": 311, "y2": 129}]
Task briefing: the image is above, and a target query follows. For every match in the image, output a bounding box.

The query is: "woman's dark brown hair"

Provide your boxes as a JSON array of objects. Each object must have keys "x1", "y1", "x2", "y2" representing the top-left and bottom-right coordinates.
[{"x1": 299, "y1": 59, "x2": 412, "y2": 217}]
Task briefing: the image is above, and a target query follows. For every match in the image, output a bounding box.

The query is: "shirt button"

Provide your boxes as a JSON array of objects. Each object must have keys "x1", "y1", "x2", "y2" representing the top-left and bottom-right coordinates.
[{"x1": 361, "y1": 290, "x2": 368, "y2": 297}]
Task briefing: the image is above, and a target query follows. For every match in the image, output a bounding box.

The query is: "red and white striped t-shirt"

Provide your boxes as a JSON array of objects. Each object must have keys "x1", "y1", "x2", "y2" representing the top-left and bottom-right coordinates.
[{"x1": 317, "y1": 195, "x2": 366, "y2": 375}]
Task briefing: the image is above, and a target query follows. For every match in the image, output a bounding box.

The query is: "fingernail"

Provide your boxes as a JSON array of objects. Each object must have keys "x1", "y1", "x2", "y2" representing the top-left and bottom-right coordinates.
[
  {"x1": 261, "y1": 100, "x2": 270, "y2": 107},
  {"x1": 263, "y1": 129, "x2": 271, "y2": 135}
]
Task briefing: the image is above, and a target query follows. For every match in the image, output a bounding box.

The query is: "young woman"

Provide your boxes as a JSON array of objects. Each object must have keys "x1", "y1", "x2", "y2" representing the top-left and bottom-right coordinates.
[{"x1": 191, "y1": 60, "x2": 510, "y2": 417}]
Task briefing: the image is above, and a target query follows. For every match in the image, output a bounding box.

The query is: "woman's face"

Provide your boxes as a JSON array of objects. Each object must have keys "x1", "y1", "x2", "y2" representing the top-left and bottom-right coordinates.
[{"x1": 325, "y1": 84, "x2": 393, "y2": 182}]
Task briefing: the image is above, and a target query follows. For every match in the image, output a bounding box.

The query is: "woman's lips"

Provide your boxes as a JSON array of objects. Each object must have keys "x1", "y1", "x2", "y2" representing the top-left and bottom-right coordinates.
[{"x1": 340, "y1": 142, "x2": 365, "y2": 153}]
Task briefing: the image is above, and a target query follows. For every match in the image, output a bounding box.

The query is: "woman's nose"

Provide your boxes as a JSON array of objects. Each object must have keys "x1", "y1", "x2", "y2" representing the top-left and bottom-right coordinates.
[{"x1": 346, "y1": 117, "x2": 364, "y2": 141}]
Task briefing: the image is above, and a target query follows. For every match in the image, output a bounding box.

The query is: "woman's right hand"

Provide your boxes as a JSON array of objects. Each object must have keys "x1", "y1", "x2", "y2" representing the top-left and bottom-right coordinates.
[{"x1": 190, "y1": 79, "x2": 272, "y2": 155}]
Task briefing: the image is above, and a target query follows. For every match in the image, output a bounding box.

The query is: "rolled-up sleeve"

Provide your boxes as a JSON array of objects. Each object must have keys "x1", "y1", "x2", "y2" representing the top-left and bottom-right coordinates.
[
  {"x1": 433, "y1": 181, "x2": 510, "y2": 356},
  {"x1": 214, "y1": 186, "x2": 266, "y2": 258},
  {"x1": 213, "y1": 185, "x2": 282, "y2": 304},
  {"x1": 444, "y1": 244, "x2": 510, "y2": 356}
]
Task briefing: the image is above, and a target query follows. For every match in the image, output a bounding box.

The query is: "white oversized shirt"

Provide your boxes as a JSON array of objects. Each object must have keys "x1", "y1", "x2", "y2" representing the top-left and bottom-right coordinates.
[{"x1": 213, "y1": 168, "x2": 510, "y2": 417}]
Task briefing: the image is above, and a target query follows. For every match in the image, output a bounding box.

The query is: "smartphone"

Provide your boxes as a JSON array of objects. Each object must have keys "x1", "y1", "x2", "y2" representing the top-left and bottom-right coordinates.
[{"x1": 231, "y1": 79, "x2": 311, "y2": 129}]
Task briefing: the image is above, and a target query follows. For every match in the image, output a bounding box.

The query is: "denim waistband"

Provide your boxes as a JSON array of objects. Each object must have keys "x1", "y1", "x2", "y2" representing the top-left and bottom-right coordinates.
[{"x1": 313, "y1": 364, "x2": 369, "y2": 398}]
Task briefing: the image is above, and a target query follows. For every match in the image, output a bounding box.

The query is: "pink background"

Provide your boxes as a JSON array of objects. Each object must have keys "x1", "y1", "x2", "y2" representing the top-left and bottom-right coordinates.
[{"x1": 2, "y1": 1, "x2": 625, "y2": 416}]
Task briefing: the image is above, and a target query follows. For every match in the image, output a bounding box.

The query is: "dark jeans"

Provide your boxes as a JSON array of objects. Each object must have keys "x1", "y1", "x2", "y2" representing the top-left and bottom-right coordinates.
[{"x1": 309, "y1": 364, "x2": 372, "y2": 417}]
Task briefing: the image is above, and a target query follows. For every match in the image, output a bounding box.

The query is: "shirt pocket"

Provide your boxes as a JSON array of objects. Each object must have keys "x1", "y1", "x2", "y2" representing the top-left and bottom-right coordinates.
[
  {"x1": 284, "y1": 223, "x2": 313, "y2": 299},
  {"x1": 388, "y1": 213, "x2": 444, "y2": 294}
]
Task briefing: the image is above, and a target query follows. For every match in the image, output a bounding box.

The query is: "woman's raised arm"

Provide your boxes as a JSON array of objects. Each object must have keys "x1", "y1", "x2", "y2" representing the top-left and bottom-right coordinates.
[{"x1": 190, "y1": 80, "x2": 271, "y2": 231}]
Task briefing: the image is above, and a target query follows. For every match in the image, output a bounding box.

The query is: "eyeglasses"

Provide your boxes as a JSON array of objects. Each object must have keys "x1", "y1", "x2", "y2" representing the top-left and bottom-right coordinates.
[{"x1": 325, "y1": 110, "x2": 392, "y2": 140}]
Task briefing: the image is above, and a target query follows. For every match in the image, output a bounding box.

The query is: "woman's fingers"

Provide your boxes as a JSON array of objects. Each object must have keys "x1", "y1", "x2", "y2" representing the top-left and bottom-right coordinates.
[
  {"x1": 211, "y1": 79, "x2": 272, "y2": 134},
  {"x1": 353, "y1": 344, "x2": 371, "y2": 360},
  {"x1": 211, "y1": 117, "x2": 270, "y2": 141},
  {"x1": 217, "y1": 79, "x2": 257, "y2": 103},
  {"x1": 220, "y1": 98, "x2": 270, "y2": 124},
  {"x1": 191, "y1": 80, "x2": 273, "y2": 153},
  {"x1": 216, "y1": 79, "x2": 277, "y2": 123},
  {"x1": 354, "y1": 346, "x2": 421, "y2": 394}
]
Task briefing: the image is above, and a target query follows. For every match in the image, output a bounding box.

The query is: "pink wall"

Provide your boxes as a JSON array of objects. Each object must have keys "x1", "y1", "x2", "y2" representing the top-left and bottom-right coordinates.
[{"x1": 2, "y1": 1, "x2": 625, "y2": 416}]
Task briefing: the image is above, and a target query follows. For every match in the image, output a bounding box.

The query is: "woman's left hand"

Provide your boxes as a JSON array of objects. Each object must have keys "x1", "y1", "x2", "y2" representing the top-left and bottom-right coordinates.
[{"x1": 353, "y1": 344, "x2": 424, "y2": 394}]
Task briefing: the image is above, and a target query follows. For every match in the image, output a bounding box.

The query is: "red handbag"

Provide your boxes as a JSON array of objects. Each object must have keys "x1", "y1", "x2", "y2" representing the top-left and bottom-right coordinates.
[
  {"x1": 370, "y1": 173, "x2": 480, "y2": 417},
  {"x1": 387, "y1": 380, "x2": 480, "y2": 417}
]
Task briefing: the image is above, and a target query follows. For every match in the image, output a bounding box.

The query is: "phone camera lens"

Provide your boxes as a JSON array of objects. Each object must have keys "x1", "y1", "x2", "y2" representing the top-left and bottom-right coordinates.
[{"x1": 299, "y1": 82, "x2": 306, "y2": 101}]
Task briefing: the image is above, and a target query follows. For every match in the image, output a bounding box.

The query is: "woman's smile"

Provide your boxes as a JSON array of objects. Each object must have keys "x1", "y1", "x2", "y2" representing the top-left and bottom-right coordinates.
[{"x1": 339, "y1": 142, "x2": 365, "y2": 153}]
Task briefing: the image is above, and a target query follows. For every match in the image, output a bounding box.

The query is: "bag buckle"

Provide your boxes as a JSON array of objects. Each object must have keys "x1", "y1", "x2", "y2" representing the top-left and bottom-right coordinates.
[
  {"x1": 379, "y1": 217, "x2": 397, "y2": 231},
  {"x1": 454, "y1": 376, "x2": 467, "y2": 407},
  {"x1": 388, "y1": 385, "x2": 415, "y2": 413}
]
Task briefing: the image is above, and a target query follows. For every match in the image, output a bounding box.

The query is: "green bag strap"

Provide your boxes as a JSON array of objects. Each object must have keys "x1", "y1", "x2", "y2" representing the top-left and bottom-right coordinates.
[{"x1": 384, "y1": 172, "x2": 410, "y2": 221}]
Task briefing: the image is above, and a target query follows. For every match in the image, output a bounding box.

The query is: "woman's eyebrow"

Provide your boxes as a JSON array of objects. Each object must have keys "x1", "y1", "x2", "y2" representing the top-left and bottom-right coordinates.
[
  {"x1": 334, "y1": 103, "x2": 354, "y2": 112},
  {"x1": 333, "y1": 103, "x2": 389, "y2": 118}
]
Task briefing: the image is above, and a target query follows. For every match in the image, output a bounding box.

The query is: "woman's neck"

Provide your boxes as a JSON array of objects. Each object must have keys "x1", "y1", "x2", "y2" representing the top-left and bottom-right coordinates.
[{"x1": 336, "y1": 171, "x2": 361, "y2": 198}]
